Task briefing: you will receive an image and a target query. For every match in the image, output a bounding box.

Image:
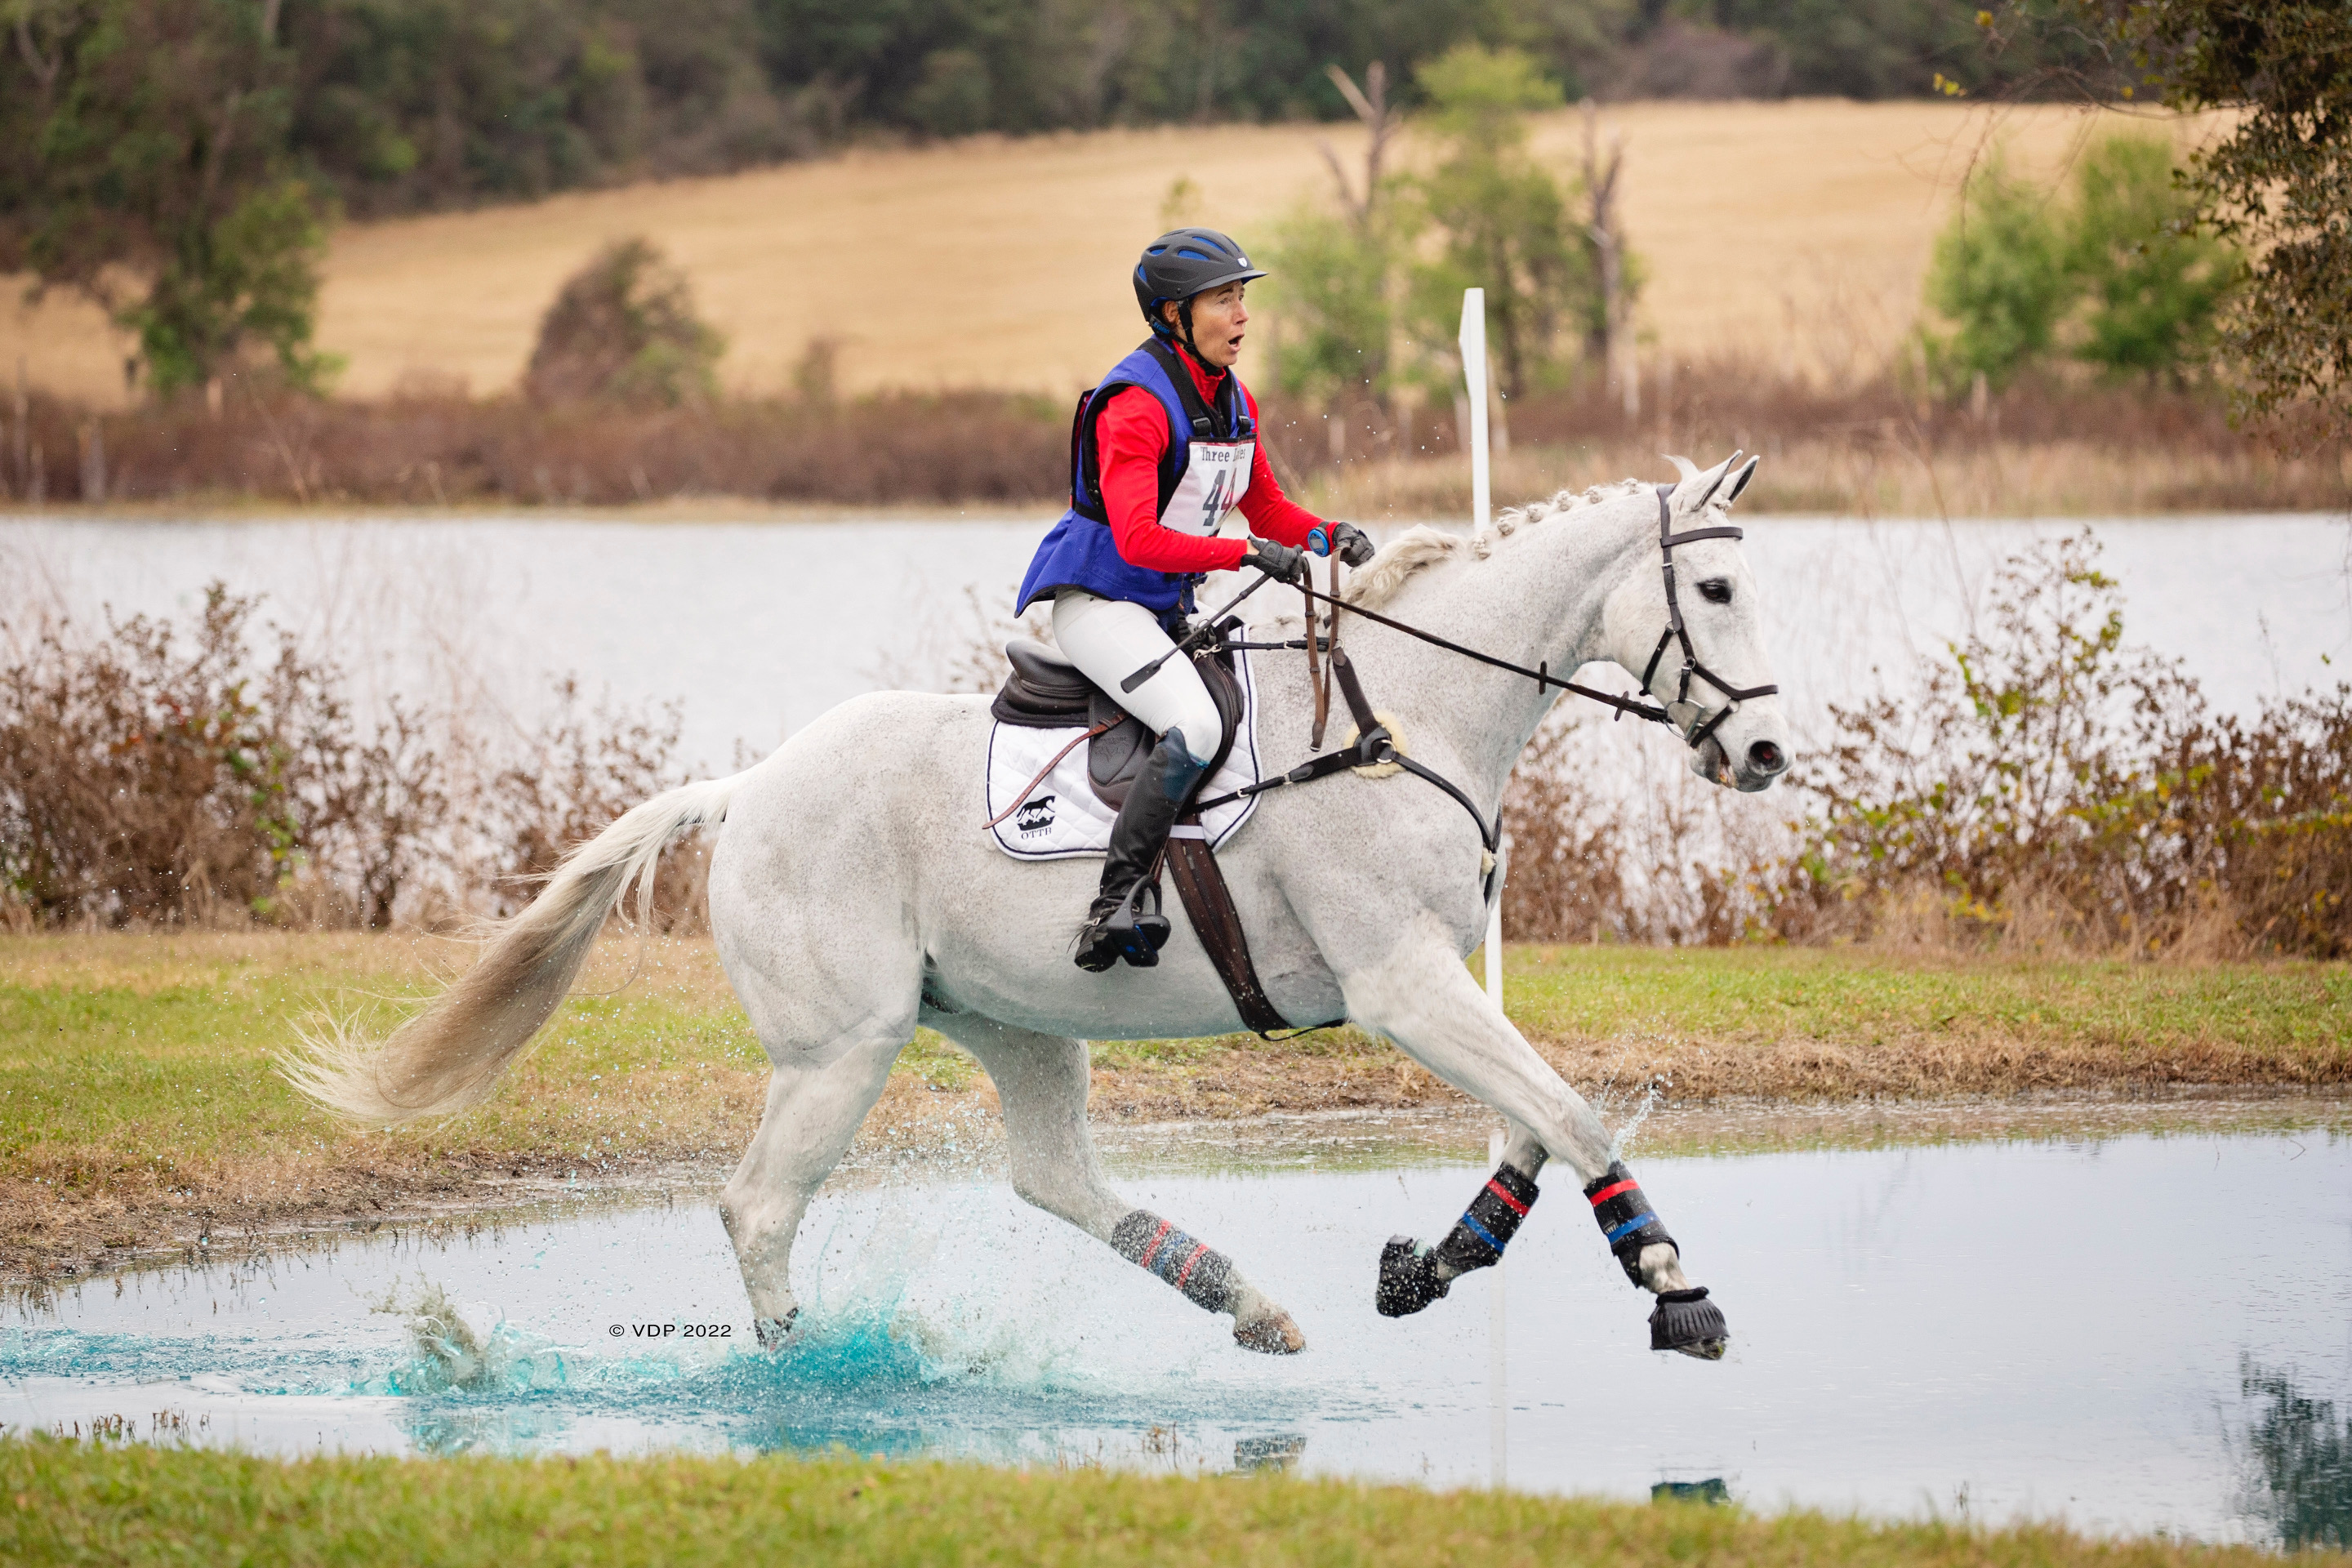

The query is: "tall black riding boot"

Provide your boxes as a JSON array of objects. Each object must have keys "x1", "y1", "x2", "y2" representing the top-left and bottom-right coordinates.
[{"x1": 1073, "y1": 728, "x2": 1209, "y2": 973}]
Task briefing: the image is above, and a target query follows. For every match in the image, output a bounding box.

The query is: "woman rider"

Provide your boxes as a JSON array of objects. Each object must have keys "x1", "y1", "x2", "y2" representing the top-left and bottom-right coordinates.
[{"x1": 1017, "y1": 227, "x2": 1374, "y2": 973}]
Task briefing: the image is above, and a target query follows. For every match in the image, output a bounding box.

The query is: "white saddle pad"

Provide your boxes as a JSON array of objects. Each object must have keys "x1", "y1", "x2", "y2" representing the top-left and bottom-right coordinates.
[{"x1": 985, "y1": 650, "x2": 1263, "y2": 860}]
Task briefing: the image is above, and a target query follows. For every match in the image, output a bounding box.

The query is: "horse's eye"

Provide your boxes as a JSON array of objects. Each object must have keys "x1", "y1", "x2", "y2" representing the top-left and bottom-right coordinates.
[{"x1": 1698, "y1": 579, "x2": 1733, "y2": 604}]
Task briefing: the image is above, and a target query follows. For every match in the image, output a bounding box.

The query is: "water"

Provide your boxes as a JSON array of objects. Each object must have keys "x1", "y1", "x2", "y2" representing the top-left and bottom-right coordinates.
[
  {"x1": 2, "y1": 513, "x2": 2345, "y2": 767},
  {"x1": 7, "y1": 1124, "x2": 2348, "y2": 1544}
]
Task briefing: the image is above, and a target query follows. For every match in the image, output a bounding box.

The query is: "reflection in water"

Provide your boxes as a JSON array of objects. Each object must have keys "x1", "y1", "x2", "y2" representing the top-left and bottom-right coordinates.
[
  {"x1": 2237, "y1": 1359, "x2": 2352, "y2": 1550},
  {"x1": 1236, "y1": 1434, "x2": 1307, "y2": 1473}
]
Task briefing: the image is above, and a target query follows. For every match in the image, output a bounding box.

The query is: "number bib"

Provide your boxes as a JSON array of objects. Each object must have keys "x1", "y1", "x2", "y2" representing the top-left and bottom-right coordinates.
[{"x1": 1163, "y1": 439, "x2": 1254, "y2": 537}]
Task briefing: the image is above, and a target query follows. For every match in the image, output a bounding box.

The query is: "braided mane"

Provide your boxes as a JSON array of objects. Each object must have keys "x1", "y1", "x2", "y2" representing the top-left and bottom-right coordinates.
[{"x1": 1343, "y1": 478, "x2": 1651, "y2": 612}]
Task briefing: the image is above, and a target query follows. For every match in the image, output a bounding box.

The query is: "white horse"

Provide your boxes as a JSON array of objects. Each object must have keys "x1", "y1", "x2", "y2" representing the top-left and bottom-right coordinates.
[{"x1": 290, "y1": 455, "x2": 1788, "y2": 1360}]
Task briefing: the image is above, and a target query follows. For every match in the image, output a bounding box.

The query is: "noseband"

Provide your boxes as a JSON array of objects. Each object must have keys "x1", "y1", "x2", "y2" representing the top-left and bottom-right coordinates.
[{"x1": 1636, "y1": 483, "x2": 1780, "y2": 751}]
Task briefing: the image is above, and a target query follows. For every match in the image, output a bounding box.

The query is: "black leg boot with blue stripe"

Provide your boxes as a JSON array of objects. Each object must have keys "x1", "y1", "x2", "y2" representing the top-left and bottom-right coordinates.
[
  {"x1": 1375, "y1": 1160, "x2": 1539, "y2": 1316},
  {"x1": 1584, "y1": 1160, "x2": 1728, "y2": 1359}
]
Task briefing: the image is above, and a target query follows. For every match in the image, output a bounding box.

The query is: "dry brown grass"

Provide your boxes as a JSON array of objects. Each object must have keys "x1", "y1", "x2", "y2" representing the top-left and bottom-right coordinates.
[
  {"x1": 3, "y1": 100, "x2": 2216, "y2": 408},
  {"x1": 1314, "y1": 435, "x2": 2352, "y2": 519}
]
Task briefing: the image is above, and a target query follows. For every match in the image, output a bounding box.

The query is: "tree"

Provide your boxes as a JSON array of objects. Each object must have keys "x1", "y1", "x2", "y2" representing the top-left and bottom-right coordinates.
[
  {"x1": 0, "y1": 0, "x2": 340, "y2": 395},
  {"x1": 1920, "y1": 133, "x2": 2242, "y2": 393},
  {"x1": 1405, "y1": 43, "x2": 1584, "y2": 401},
  {"x1": 523, "y1": 238, "x2": 725, "y2": 408},
  {"x1": 2065, "y1": 134, "x2": 2238, "y2": 383},
  {"x1": 2008, "y1": 2, "x2": 2352, "y2": 426},
  {"x1": 1922, "y1": 153, "x2": 2074, "y2": 391}
]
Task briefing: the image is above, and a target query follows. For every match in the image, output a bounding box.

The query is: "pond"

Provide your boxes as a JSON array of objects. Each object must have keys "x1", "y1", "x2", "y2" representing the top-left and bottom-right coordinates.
[
  {"x1": 2, "y1": 512, "x2": 2346, "y2": 768},
  {"x1": 7, "y1": 1112, "x2": 2348, "y2": 1546}
]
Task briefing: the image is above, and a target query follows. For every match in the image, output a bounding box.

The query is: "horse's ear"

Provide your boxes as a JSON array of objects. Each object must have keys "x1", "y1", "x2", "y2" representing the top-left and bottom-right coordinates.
[
  {"x1": 1725, "y1": 455, "x2": 1760, "y2": 507},
  {"x1": 1671, "y1": 451, "x2": 1739, "y2": 514},
  {"x1": 1664, "y1": 453, "x2": 1701, "y2": 485}
]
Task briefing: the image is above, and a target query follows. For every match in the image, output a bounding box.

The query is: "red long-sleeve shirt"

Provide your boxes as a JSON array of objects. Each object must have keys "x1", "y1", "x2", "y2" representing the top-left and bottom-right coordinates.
[{"x1": 1096, "y1": 346, "x2": 1323, "y2": 574}]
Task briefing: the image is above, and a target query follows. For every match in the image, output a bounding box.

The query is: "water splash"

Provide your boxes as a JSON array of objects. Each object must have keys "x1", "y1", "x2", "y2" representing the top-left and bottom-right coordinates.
[{"x1": 1606, "y1": 1071, "x2": 1675, "y2": 1161}]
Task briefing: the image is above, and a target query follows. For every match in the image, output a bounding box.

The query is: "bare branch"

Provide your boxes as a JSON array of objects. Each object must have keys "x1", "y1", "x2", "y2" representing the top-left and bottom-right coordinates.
[{"x1": 1325, "y1": 62, "x2": 1376, "y2": 125}]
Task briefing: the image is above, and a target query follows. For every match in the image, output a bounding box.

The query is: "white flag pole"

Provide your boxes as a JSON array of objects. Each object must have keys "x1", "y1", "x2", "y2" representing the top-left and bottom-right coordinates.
[{"x1": 1461, "y1": 288, "x2": 1502, "y2": 1009}]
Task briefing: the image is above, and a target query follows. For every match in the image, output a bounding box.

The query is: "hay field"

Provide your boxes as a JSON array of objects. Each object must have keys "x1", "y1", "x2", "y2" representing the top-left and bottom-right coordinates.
[{"x1": 3, "y1": 100, "x2": 2212, "y2": 408}]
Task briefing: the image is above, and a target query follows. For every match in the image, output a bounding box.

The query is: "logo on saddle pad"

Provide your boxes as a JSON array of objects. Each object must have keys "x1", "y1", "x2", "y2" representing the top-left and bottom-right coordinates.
[{"x1": 1013, "y1": 795, "x2": 1056, "y2": 835}]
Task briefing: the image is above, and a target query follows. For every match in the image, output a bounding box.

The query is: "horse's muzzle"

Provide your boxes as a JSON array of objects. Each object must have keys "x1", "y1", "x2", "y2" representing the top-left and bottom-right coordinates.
[{"x1": 1690, "y1": 733, "x2": 1788, "y2": 792}]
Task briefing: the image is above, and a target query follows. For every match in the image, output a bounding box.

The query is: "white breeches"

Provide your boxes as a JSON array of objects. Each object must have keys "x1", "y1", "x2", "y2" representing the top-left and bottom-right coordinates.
[{"x1": 1050, "y1": 590, "x2": 1222, "y2": 767}]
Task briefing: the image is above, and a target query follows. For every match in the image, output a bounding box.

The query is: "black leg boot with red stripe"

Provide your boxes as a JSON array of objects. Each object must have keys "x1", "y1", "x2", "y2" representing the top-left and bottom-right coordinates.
[
  {"x1": 1375, "y1": 1160, "x2": 1539, "y2": 1316},
  {"x1": 1584, "y1": 1160, "x2": 1728, "y2": 1359}
]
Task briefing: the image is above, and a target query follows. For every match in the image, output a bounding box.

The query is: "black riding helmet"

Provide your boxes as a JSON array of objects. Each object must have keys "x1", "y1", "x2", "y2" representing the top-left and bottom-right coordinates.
[{"x1": 1134, "y1": 228, "x2": 1266, "y2": 357}]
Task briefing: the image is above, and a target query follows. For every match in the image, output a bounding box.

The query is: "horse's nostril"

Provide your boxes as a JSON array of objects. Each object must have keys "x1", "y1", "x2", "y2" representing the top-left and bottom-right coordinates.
[{"x1": 1748, "y1": 740, "x2": 1785, "y2": 774}]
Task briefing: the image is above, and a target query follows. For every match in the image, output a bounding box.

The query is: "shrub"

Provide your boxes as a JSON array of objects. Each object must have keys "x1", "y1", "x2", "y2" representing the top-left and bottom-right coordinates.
[
  {"x1": 2065, "y1": 136, "x2": 2241, "y2": 383},
  {"x1": 0, "y1": 586, "x2": 706, "y2": 932},
  {"x1": 1774, "y1": 531, "x2": 2352, "y2": 955},
  {"x1": 524, "y1": 238, "x2": 726, "y2": 408}
]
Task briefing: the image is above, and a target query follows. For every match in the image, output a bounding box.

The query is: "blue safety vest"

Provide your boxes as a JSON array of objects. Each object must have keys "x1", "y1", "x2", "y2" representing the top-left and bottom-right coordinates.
[{"x1": 1016, "y1": 337, "x2": 1256, "y2": 620}]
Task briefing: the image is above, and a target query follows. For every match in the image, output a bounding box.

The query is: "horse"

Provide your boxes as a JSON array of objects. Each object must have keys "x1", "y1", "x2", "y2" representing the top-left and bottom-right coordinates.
[{"x1": 287, "y1": 452, "x2": 1789, "y2": 1361}]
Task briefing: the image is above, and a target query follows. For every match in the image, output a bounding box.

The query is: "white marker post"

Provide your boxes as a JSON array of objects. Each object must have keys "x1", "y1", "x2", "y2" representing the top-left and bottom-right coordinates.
[
  {"x1": 1488, "y1": 1125, "x2": 1508, "y2": 1488},
  {"x1": 1461, "y1": 288, "x2": 1503, "y2": 1009}
]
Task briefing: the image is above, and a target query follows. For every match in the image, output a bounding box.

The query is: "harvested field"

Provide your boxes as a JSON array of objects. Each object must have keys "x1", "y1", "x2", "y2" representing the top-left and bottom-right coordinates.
[{"x1": 2, "y1": 101, "x2": 2214, "y2": 408}]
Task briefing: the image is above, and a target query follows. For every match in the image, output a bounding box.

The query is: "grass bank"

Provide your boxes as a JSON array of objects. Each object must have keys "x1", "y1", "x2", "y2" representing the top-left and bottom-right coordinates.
[
  {"x1": 3, "y1": 932, "x2": 2345, "y2": 1280},
  {"x1": 0, "y1": 1438, "x2": 2307, "y2": 1568}
]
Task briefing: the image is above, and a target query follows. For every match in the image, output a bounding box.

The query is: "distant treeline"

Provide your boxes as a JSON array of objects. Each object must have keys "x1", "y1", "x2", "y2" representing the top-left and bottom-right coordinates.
[{"x1": 12, "y1": 0, "x2": 2105, "y2": 226}]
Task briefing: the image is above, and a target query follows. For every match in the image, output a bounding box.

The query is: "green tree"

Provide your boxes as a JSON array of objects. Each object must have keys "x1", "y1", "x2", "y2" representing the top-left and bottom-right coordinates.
[
  {"x1": 1922, "y1": 153, "x2": 2074, "y2": 391},
  {"x1": 1263, "y1": 204, "x2": 1411, "y2": 408},
  {"x1": 2065, "y1": 134, "x2": 2238, "y2": 383},
  {"x1": 1405, "y1": 43, "x2": 1584, "y2": 400},
  {"x1": 0, "y1": 0, "x2": 338, "y2": 394}
]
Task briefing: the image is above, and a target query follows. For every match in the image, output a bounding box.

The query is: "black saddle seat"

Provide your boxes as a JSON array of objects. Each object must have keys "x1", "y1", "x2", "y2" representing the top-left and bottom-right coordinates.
[{"x1": 990, "y1": 633, "x2": 1244, "y2": 811}]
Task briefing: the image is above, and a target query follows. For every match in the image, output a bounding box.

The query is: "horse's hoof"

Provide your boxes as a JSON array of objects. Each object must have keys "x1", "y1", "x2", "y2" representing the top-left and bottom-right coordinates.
[
  {"x1": 1649, "y1": 1287, "x2": 1727, "y2": 1360},
  {"x1": 1375, "y1": 1236, "x2": 1450, "y2": 1318},
  {"x1": 1234, "y1": 1309, "x2": 1305, "y2": 1355},
  {"x1": 753, "y1": 1307, "x2": 799, "y2": 1351}
]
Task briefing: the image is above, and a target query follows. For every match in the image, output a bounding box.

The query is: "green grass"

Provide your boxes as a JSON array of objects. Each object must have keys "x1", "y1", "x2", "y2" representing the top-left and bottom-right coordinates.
[
  {"x1": 1491, "y1": 945, "x2": 2352, "y2": 1055},
  {"x1": 0, "y1": 1438, "x2": 2301, "y2": 1568}
]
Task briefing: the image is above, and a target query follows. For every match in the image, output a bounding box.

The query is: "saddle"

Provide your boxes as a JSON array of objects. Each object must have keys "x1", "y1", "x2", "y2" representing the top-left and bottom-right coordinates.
[
  {"x1": 988, "y1": 628, "x2": 1310, "y2": 1037},
  {"x1": 990, "y1": 631, "x2": 1245, "y2": 811}
]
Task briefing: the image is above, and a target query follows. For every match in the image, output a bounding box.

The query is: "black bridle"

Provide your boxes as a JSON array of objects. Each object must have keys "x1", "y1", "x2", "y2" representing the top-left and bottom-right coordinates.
[
  {"x1": 1633, "y1": 483, "x2": 1780, "y2": 751},
  {"x1": 1284, "y1": 483, "x2": 1778, "y2": 755}
]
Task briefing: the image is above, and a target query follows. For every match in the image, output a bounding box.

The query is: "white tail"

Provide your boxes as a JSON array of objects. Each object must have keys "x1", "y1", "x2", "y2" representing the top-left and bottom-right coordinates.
[{"x1": 282, "y1": 767, "x2": 755, "y2": 1125}]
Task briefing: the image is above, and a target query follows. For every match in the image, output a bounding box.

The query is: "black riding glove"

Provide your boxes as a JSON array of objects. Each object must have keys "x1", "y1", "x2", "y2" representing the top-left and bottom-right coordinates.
[
  {"x1": 1330, "y1": 521, "x2": 1376, "y2": 568},
  {"x1": 1245, "y1": 538, "x2": 1307, "y2": 584}
]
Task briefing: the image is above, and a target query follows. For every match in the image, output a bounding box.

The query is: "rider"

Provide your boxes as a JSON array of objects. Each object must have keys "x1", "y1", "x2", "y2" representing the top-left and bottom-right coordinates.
[{"x1": 1017, "y1": 227, "x2": 1375, "y2": 973}]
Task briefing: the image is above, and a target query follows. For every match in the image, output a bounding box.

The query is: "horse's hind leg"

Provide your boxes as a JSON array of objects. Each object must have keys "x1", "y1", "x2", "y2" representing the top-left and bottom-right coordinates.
[
  {"x1": 929, "y1": 1010, "x2": 1305, "y2": 1355},
  {"x1": 719, "y1": 1033, "x2": 903, "y2": 1348}
]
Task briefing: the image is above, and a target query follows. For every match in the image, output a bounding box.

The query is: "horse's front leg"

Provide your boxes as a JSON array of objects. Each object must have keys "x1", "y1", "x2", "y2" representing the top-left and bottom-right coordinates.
[
  {"x1": 930, "y1": 1009, "x2": 1305, "y2": 1355},
  {"x1": 1340, "y1": 913, "x2": 1728, "y2": 1359}
]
